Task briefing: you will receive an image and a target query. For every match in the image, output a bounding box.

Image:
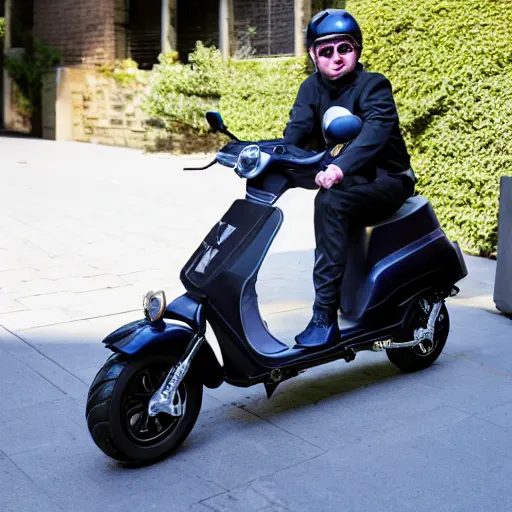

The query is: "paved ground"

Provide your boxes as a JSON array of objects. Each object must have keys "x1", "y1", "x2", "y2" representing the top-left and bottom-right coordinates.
[{"x1": 0, "y1": 136, "x2": 510, "y2": 512}]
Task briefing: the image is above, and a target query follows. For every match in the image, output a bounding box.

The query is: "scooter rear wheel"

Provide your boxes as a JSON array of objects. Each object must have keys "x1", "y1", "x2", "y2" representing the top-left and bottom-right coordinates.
[
  {"x1": 86, "y1": 353, "x2": 202, "y2": 463},
  {"x1": 386, "y1": 300, "x2": 449, "y2": 373}
]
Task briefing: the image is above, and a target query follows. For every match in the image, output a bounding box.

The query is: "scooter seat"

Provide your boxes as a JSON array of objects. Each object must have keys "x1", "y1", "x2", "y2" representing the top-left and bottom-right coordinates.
[{"x1": 365, "y1": 195, "x2": 440, "y2": 269}]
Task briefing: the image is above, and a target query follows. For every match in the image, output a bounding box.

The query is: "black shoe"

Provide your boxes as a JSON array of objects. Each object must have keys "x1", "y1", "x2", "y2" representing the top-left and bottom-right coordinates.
[{"x1": 294, "y1": 309, "x2": 340, "y2": 349}]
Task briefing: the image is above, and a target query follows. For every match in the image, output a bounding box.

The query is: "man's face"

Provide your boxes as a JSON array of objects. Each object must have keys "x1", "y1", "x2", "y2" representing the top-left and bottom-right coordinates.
[{"x1": 310, "y1": 38, "x2": 358, "y2": 80}]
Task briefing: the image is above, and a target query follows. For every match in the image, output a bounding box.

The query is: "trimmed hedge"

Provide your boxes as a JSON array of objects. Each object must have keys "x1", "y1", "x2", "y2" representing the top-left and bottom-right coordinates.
[
  {"x1": 347, "y1": 0, "x2": 512, "y2": 256},
  {"x1": 145, "y1": 0, "x2": 512, "y2": 256},
  {"x1": 144, "y1": 43, "x2": 307, "y2": 141}
]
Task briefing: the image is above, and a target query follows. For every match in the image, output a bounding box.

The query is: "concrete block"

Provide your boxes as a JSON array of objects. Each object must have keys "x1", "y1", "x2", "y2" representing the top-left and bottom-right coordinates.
[
  {"x1": 475, "y1": 401, "x2": 512, "y2": 429},
  {"x1": 494, "y1": 176, "x2": 512, "y2": 315},
  {"x1": 0, "y1": 294, "x2": 27, "y2": 313},
  {"x1": 10, "y1": 448, "x2": 223, "y2": 512},
  {"x1": 0, "y1": 308, "x2": 72, "y2": 330},
  {"x1": 0, "y1": 457, "x2": 61, "y2": 512},
  {"x1": 0, "y1": 397, "x2": 89, "y2": 457},
  {"x1": 0, "y1": 347, "x2": 65, "y2": 412},
  {"x1": 202, "y1": 486, "x2": 273, "y2": 511},
  {"x1": 173, "y1": 405, "x2": 323, "y2": 489},
  {"x1": 243, "y1": 417, "x2": 512, "y2": 512}
]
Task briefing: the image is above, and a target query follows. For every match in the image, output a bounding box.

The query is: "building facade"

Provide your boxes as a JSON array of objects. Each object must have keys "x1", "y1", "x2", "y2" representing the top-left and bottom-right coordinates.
[
  {"x1": 8, "y1": 0, "x2": 310, "y2": 68},
  {"x1": 2, "y1": 0, "x2": 313, "y2": 130}
]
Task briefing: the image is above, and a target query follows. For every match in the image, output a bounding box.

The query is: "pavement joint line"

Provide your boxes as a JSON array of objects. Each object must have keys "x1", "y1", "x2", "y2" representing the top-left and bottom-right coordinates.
[
  {"x1": 193, "y1": 472, "x2": 229, "y2": 492},
  {"x1": 443, "y1": 352, "x2": 512, "y2": 378},
  {"x1": 74, "y1": 284, "x2": 134, "y2": 294},
  {"x1": 14, "y1": 308, "x2": 141, "y2": 332},
  {"x1": 1, "y1": 326, "x2": 90, "y2": 387},
  {"x1": 235, "y1": 405, "x2": 328, "y2": 453},
  {"x1": 14, "y1": 285, "x2": 129, "y2": 300},
  {"x1": 210, "y1": 450, "x2": 329, "y2": 497},
  {"x1": 117, "y1": 267, "x2": 160, "y2": 276},
  {"x1": 465, "y1": 410, "x2": 512, "y2": 431},
  {"x1": 11, "y1": 353, "x2": 74, "y2": 397},
  {"x1": 396, "y1": 410, "x2": 480, "y2": 445},
  {"x1": 7, "y1": 453, "x2": 67, "y2": 512},
  {"x1": 193, "y1": 503, "x2": 216, "y2": 511},
  {"x1": 245, "y1": 484, "x2": 289, "y2": 510}
]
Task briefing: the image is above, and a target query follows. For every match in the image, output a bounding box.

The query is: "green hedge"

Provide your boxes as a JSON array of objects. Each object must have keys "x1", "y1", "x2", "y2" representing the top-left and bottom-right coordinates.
[
  {"x1": 347, "y1": 0, "x2": 512, "y2": 256},
  {"x1": 144, "y1": 43, "x2": 307, "y2": 141},
  {"x1": 145, "y1": 0, "x2": 512, "y2": 256}
]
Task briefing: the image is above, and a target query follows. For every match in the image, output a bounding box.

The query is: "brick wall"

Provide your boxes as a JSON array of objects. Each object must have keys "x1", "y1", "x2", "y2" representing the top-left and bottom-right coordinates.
[
  {"x1": 33, "y1": 0, "x2": 116, "y2": 66},
  {"x1": 42, "y1": 67, "x2": 227, "y2": 152}
]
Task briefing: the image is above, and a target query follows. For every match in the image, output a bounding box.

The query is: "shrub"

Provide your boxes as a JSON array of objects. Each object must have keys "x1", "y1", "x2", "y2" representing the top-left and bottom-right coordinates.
[
  {"x1": 220, "y1": 56, "x2": 307, "y2": 141},
  {"x1": 97, "y1": 58, "x2": 149, "y2": 88},
  {"x1": 144, "y1": 43, "x2": 307, "y2": 139},
  {"x1": 346, "y1": 0, "x2": 512, "y2": 256},
  {"x1": 5, "y1": 39, "x2": 61, "y2": 134}
]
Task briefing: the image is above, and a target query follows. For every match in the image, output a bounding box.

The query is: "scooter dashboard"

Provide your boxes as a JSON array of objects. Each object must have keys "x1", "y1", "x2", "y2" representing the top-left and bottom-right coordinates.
[{"x1": 216, "y1": 141, "x2": 328, "y2": 180}]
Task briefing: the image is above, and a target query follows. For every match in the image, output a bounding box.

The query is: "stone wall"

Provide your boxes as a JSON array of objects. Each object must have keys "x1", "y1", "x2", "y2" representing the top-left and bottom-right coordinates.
[
  {"x1": 42, "y1": 67, "x2": 157, "y2": 149},
  {"x1": 33, "y1": 0, "x2": 116, "y2": 66}
]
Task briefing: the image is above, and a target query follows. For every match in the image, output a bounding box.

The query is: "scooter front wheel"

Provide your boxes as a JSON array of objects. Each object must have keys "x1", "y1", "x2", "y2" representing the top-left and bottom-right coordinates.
[
  {"x1": 386, "y1": 301, "x2": 450, "y2": 373},
  {"x1": 86, "y1": 353, "x2": 202, "y2": 463}
]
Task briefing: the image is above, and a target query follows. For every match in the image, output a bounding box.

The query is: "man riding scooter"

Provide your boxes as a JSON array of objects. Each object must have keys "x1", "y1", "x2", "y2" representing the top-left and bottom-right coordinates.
[
  {"x1": 284, "y1": 9, "x2": 416, "y2": 348},
  {"x1": 86, "y1": 9, "x2": 467, "y2": 465}
]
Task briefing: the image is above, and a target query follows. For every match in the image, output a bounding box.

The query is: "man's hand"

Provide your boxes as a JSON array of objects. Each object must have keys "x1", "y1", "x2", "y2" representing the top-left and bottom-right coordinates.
[{"x1": 315, "y1": 164, "x2": 344, "y2": 189}]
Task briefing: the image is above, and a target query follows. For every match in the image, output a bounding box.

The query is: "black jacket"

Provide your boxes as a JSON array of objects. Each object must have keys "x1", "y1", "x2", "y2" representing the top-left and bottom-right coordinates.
[{"x1": 283, "y1": 63, "x2": 411, "y2": 180}]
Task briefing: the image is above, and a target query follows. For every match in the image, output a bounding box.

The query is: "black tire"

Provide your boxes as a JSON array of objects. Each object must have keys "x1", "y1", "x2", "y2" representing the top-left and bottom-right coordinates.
[
  {"x1": 386, "y1": 300, "x2": 450, "y2": 373},
  {"x1": 86, "y1": 353, "x2": 202, "y2": 463}
]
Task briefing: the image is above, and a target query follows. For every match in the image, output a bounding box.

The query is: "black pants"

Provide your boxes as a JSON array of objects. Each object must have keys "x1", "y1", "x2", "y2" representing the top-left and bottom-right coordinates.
[{"x1": 313, "y1": 172, "x2": 413, "y2": 313}]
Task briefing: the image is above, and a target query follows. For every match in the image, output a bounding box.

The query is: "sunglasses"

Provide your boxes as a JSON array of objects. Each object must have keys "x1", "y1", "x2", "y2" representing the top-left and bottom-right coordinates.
[{"x1": 316, "y1": 42, "x2": 355, "y2": 59}]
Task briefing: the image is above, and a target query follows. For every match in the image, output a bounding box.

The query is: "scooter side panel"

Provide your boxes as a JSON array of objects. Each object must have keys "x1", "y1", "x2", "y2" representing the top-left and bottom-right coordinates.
[
  {"x1": 352, "y1": 229, "x2": 466, "y2": 320},
  {"x1": 180, "y1": 199, "x2": 276, "y2": 291},
  {"x1": 179, "y1": 198, "x2": 291, "y2": 384}
]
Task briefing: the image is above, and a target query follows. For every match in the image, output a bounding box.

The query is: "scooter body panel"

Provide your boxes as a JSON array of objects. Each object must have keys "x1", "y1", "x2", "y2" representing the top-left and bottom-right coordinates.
[{"x1": 178, "y1": 195, "x2": 467, "y2": 386}]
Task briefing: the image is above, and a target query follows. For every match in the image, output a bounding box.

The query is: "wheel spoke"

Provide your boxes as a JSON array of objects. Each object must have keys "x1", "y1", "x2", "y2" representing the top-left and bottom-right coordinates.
[
  {"x1": 142, "y1": 370, "x2": 155, "y2": 393},
  {"x1": 122, "y1": 363, "x2": 188, "y2": 444},
  {"x1": 138, "y1": 412, "x2": 150, "y2": 433},
  {"x1": 131, "y1": 391, "x2": 152, "y2": 400},
  {"x1": 125, "y1": 401, "x2": 144, "y2": 418}
]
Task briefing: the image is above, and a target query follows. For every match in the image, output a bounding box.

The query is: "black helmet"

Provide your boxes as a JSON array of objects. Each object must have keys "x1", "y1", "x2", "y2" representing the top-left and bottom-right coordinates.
[{"x1": 306, "y1": 9, "x2": 362, "y2": 50}]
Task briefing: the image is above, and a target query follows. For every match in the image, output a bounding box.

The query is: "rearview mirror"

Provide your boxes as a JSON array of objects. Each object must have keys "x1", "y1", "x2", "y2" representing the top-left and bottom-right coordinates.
[
  {"x1": 206, "y1": 111, "x2": 226, "y2": 133},
  {"x1": 322, "y1": 106, "x2": 362, "y2": 145}
]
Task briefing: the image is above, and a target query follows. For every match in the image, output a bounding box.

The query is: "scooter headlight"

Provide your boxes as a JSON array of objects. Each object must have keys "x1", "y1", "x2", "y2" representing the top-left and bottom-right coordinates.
[
  {"x1": 143, "y1": 290, "x2": 167, "y2": 322},
  {"x1": 235, "y1": 145, "x2": 261, "y2": 178}
]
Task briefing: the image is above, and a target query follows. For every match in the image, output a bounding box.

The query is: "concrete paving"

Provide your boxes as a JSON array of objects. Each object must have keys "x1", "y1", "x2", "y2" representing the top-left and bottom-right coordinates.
[{"x1": 0, "y1": 136, "x2": 510, "y2": 512}]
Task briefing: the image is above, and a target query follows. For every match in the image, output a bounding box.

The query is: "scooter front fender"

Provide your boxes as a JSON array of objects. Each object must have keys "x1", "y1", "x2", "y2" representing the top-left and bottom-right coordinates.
[
  {"x1": 103, "y1": 318, "x2": 194, "y2": 356},
  {"x1": 102, "y1": 316, "x2": 224, "y2": 389}
]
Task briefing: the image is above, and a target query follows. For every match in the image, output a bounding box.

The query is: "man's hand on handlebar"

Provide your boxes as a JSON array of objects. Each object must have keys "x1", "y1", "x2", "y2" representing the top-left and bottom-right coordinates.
[{"x1": 315, "y1": 164, "x2": 344, "y2": 189}]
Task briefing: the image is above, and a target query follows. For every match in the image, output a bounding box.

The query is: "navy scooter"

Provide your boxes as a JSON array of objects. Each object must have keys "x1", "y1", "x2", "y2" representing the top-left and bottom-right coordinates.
[{"x1": 86, "y1": 110, "x2": 467, "y2": 463}]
